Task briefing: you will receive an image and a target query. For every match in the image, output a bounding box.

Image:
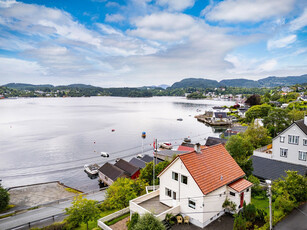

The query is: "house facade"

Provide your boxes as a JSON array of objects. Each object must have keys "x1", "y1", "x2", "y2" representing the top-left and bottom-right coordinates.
[
  {"x1": 254, "y1": 117, "x2": 307, "y2": 166},
  {"x1": 129, "y1": 144, "x2": 252, "y2": 228}
]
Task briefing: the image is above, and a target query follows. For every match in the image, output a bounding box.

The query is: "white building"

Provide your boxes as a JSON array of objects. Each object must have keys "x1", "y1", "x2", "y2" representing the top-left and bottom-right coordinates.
[
  {"x1": 254, "y1": 117, "x2": 307, "y2": 166},
  {"x1": 129, "y1": 144, "x2": 252, "y2": 228}
]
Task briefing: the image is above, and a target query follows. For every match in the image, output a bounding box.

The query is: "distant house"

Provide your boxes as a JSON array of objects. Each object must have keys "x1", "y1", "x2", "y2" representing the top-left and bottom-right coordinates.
[
  {"x1": 114, "y1": 159, "x2": 140, "y2": 179},
  {"x1": 238, "y1": 107, "x2": 249, "y2": 118},
  {"x1": 129, "y1": 144, "x2": 252, "y2": 228},
  {"x1": 253, "y1": 116, "x2": 307, "y2": 180},
  {"x1": 98, "y1": 163, "x2": 129, "y2": 186},
  {"x1": 205, "y1": 136, "x2": 227, "y2": 146},
  {"x1": 220, "y1": 126, "x2": 248, "y2": 138},
  {"x1": 129, "y1": 157, "x2": 147, "y2": 169},
  {"x1": 141, "y1": 154, "x2": 163, "y2": 164}
]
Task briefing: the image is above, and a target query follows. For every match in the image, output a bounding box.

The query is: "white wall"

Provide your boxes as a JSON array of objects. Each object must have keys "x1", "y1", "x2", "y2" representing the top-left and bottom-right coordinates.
[
  {"x1": 227, "y1": 186, "x2": 251, "y2": 210},
  {"x1": 159, "y1": 158, "x2": 205, "y2": 227},
  {"x1": 98, "y1": 172, "x2": 114, "y2": 186},
  {"x1": 272, "y1": 124, "x2": 307, "y2": 166}
]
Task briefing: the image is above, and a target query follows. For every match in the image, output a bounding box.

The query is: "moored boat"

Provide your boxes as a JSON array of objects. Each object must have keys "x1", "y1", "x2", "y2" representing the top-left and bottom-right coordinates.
[{"x1": 84, "y1": 164, "x2": 99, "y2": 175}]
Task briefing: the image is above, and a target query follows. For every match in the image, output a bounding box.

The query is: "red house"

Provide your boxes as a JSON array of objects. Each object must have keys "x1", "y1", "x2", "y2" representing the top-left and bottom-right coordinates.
[{"x1": 114, "y1": 159, "x2": 140, "y2": 179}]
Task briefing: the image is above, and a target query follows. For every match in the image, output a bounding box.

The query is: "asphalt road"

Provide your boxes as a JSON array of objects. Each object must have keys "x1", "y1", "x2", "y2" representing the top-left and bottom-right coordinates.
[
  {"x1": 0, "y1": 190, "x2": 106, "y2": 230},
  {"x1": 275, "y1": 202, "x2": 307, "y2": 230}
]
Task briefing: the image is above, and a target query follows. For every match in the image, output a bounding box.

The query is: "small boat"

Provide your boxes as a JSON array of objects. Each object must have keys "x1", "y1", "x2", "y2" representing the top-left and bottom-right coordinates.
[
  {"x1": 101, "y1": 152, "x2": 110, "y2": 157},
  {"x1": 84, "y1": 164, "x2": 99, "y2": 175},
  {"x1": 184, "y1": 138, "x2": 191, "y2": 143},
  {"x1": 160, "y1": 142, "x2": 172, "y2": 149},
  {"x1": 112, "y1": 129, "x2": 115, "y2": 132},
  {"x1": 137, "y1": 154, "x2": 144, "y2": 159},
  {"x1": 177, "y1": 118, "x2": 183, "y2": 121}
]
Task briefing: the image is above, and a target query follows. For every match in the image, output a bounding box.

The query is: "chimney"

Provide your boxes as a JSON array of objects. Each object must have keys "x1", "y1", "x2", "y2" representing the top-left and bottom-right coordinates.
[
  {"x1": 305, "y1": 115, "x2": 307, "y2": 126},
  {"x1": 194, "y1": 143, "x2": 201, "y2": 153}
]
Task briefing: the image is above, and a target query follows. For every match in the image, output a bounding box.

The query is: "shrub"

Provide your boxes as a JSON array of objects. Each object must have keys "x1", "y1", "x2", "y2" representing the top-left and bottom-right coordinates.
[
  {"x1": 274, "y1": 192, "x2": 296, "y2": 213},
  {"x1": 128, "y1": 212, "x2": 139, "y2": 230},
  {"x1": 222, "y1": 198, "x2": 237, "y2": 211},
  {"x1": 132, "y1": 213, "x2": 165, "y2": 230},
  {"x1": 0, "y1": 184, "x2": 9, "y2": 211},
  {"x1": 242, "y1": 203, "x2": 257, "y2": 223},
  {"x1": 233, "y1": 214, "x2": 247, "y2": 230}
]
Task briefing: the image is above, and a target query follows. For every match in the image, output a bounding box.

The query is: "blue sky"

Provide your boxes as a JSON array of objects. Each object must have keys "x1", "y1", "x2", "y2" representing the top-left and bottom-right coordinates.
[{"x1": 0, "y1": 0, "x2": 307, "y2": 87}]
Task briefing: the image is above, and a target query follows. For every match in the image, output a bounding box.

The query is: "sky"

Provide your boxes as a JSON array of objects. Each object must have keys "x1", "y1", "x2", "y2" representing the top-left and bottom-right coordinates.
[{"x1": 0, "y1": 0, "x2": 307, "y2": 87}]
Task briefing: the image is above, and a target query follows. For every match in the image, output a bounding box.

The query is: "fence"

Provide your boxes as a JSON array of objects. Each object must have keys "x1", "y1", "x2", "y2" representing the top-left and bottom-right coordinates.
[{"x1": 97, "y1": 207, "x2": 130, "y2": 230}]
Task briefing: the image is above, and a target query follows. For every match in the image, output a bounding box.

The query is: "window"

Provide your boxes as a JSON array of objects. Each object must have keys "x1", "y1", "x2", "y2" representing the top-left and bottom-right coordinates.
[
  {"x1": 230, "y1": 191, "x2": 236, "y2": 196},
  {"x1": 173, "y1": 191, "x2": 177, "y2": 200},
  {"x1": 288, "y1": 135, "x2": 299, "y2": 145},
  {"x1": 181, "y1": 175, "x2": 188, "y2": 185},
  {"x1": 280, "y1": 136, "x2": 285, "y2": 143},
  {"x1": 280, "y1": 148, "x2": 288, "y2": 158},
  {"x1": 299, "y1": 151, "x2": 307, "y2": 161},
  {"x1": 246, "y1": 188, "x2": 249, "y2": 192},
  {"x1": 172, "y1": 172, "x2": 178, "y2": 181},
  {"x1": 188, "y1": 199, "x2": 196, "y2": 209},
  {"x1": 165, "y1": 188, "x2": 171, "y2": 197},
  {"x1": 303, "y1": 139, "x2": 307, "y2": 146}
]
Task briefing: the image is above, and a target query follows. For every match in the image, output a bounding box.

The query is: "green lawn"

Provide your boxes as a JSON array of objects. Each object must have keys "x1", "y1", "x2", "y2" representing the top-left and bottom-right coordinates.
[
  {"x1": 252, "y1": 196, "x2": 269, "y2": 213},
  {"x1": 73, "y1": 209, "x2": 119, "y2": 230}
]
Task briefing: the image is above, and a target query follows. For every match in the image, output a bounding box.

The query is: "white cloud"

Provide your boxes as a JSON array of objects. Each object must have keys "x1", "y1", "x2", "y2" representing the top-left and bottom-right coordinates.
[
  {"x1": 105, "y1": 13, "x2": 125, "y2": 22},
  {"x1": 289, "y1": 8, "x2": 307, "y2": 31},
  {"x1": 267, "y1": 34, "x2": 297, "y2": 50},
  {"x1": 0, "y1": 0, "x2": 16, "y2": 8},
  {"x1": 156, "y1": 0, "x2": 195, "y2": 11},
  {"x1": 204, "y1": 0, "x2": 295, "y2": 22},
  {"x1": 258, "y1": 59, "x2": 278, "y2": 72}
]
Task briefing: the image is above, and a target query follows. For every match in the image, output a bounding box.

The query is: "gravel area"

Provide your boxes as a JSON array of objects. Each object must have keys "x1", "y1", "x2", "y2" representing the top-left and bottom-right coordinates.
[
  {"x1": 109, "y1": 216, "x2": 129, "y2": 230},
  {"x1": 8, "y1": 182, "x2": 77, "y2": 210}
]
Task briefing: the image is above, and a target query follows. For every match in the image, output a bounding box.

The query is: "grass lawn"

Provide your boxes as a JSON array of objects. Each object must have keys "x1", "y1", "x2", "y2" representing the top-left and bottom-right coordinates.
[
  {"x1": 252, "y1": 196, "x2": 269, "y2": 213},
  {"x1": 74, "y1": 209, "x2": 119, "y2": 230}
]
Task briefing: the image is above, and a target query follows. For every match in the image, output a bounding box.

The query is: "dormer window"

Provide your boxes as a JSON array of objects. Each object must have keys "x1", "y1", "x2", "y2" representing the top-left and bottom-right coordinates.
[
  {"x1": 288, "y1": 135, "x2": 299, "y2": 145},
  {"x1": 280, "y1": 136, "x2": 285, "y2": 143}
]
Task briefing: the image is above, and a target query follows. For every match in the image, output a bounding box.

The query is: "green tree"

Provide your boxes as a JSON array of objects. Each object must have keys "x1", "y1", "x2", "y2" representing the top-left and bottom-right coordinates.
[
  {"x1": 0, "y1": 183, "x2": 10, "y2": 211},
  {"x1": 104, "y1": 178, "x2": 147, "y2": 209},
  {"x1": 233, "y1": 213, "x2": 247, "y2": 230},
  {"x1": 128, "y1": 212, "x2": 140, "y2": 230},
  {"x1": 132, "y1": 213, "x2": 165, "y2": 230},
  {"x1": 139, "y1": 160, "x2": 170, "y2": 185},
  {"x1": 243, "y1": 123, "x2": 272, "y2": 149},
  {"x1": 245, "y1": 94, "x2": 261, "y2": 106},
  {"x1": 226, "y1": 135, "x2": 254, "y2": 176},
  {"x1": 247, "y1": 175, "x2": 265, "y2": 197},
  {"x1": 65, "y1": 195, "x2": 101, "y2": 230},
  {"x1": 245, "y1": 104, "x2": 271, "y2": 122},
  {"x1": 275, "y1": 192, "x2": 296, "y2": 213},
  {"x1": 272, "y1": 171, "x2": 307, "y2": 203},
  {"x1": 288, "y1": 109, "x2": 305, "y2": 122},
  {"x1": 263, "y1": 108, "x2": 290, "y2": 137}
]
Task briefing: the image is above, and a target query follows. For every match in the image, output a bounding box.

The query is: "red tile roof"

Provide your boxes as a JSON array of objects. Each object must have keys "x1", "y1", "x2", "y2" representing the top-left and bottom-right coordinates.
[
  {"x1": 179, "y1": 144, "x2": 245, "y2": 195},
  {"x1": 228, "y1": 178, "x2": 253, "y2": 192},
  {"x1": 177, "y1": 145, "x2": 194, "y2": 152}
]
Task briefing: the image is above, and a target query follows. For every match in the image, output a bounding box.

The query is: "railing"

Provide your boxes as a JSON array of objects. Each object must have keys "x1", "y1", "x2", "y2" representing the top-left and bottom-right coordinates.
[
  {"x1": 155, "y1": 204, "x2": 180, "y2": 221},
  {"x1": 253, "y1": 144, "x2": 273, "y2": 159},
  {"x1": 97, "y1": 207, "x2": 130, "y2": 230},
  {"x1": 145, "y1": 185, "x2": 160, "y2": 193}
]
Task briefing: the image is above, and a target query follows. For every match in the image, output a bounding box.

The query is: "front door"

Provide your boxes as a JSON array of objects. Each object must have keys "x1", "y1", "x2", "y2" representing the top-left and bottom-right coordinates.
[{"x1": 240, "y1": 192, "x2": 244, "y2": 208}]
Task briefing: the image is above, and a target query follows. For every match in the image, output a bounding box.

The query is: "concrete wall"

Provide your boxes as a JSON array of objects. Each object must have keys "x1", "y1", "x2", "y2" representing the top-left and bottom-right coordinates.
[
  {"x1": 98, "y1": 207, "x2": 130, "y2": 230},
  {"x1": 272, "y1": 124, "x2": 307, "y2": 166},
  {"x1": 159, "y1": 158, "x2": 205, "y2": 227}
]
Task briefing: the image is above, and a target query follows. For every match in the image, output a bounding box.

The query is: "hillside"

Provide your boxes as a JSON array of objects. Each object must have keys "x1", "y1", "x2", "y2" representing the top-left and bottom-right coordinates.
[
  {"x1": 219, "y1": 79, "x2": 261, "y2": 88},
  {"x1": 171, "y1": 78, "x2": 220, "y2": 89}
]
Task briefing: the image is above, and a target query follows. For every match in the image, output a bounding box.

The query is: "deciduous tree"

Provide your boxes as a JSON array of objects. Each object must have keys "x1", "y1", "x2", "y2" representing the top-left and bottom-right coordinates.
[{"x1": 0, "y1": 183, "x2": 9, "y2": 211}]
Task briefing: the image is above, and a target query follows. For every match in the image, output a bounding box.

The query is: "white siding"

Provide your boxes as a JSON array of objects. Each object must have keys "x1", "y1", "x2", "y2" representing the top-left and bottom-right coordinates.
[
  {"x1": 159, "y1": 158, "x2": 205, "y2": 227},
  {"x1": 272, "y1": 124, "x2": 307, "y2": 166}
]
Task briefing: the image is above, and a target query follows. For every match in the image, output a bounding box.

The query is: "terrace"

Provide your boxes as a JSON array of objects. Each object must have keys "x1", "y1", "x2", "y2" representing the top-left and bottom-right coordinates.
[
  {"x1": 253, "y1": 144, "x2": 273, "y2": 159},
  {"x1": 129, "y1": 189, "x2": 180, "y2": 221}
]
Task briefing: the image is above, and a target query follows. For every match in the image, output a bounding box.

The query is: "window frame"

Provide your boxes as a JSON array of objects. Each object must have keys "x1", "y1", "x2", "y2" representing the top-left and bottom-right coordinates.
[
  {"x1": 173, "y1": 191, "x2": 177, "y2": 200},
  {"x1": 172, "y1": 172, "x2": 178, "y2": 181},
  {"x1": 230, "y1": 191, "x2": 236, "y2": 196},
  {"x1": 303, "y1": 139, "x2": 307, "y2": 146},
  {"x1": 165, "y1": 188, "x2": 172, "y2": 197},
  {"x1": 288, "y1": 135, "x2": 299, "y2": 145},
  {"x1": 280, "y1": 136, "x2": 285, "y2": 143},
  {"x1": 181, "y1": 175, "x2": 188, "y2": 185},
  {"x1": 280, "y1": 148, "x2": 288, "y2": 158},
  {"x1": 298, "y1": 151, "x2": 307, "y2": 161},
  {"x1": 188, "y1": 198, "x2": 196, "y2": 209}
]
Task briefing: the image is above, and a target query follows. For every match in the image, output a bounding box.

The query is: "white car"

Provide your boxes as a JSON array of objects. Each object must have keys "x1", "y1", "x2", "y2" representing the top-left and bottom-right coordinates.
[{"x1": 101, "y1": 152, "x2": 109, "y2": 157}]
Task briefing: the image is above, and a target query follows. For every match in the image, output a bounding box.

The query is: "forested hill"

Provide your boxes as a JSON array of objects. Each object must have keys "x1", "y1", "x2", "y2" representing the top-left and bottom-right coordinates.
[{"x1": 170, "y1": 74, "x2": 307, "y2": 89}]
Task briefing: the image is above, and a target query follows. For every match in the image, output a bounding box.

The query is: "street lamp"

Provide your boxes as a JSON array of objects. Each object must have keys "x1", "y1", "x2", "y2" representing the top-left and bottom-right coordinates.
[{"x1": 266, "y1": 180, "x2": 272, "y2": 230}]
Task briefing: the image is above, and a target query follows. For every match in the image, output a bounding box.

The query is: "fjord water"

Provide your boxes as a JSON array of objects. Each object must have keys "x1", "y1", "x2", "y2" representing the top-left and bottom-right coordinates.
[{"x1": 0, "y1": 97, "x2": 234, "y2": 191}]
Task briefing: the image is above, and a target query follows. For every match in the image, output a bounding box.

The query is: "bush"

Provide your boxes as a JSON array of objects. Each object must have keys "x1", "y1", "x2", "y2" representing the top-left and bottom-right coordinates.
[
  {"x1": 233, "y1": 214, "x2": 247, "y2": 230},
  {"x1": 242, "y1": 203, "x2": 257, "y2": 223},
  {"x1": 274, "y1": 192, "x2": 295, "y2": 213},
  {"x1": 132, "y1": 213, "x2": 165, "y2": 230},
  {"x1": 222, "y1": 198, "x2": 237, "y2": 211},
  {"x1": 0, "y1": 184, "x2": 9, "y2": 211},
  {"x1": 128, "y1": 213, "x2": 139, "y2": 230}
]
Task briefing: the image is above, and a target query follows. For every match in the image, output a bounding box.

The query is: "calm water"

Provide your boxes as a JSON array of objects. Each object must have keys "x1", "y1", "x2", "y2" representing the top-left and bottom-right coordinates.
[{"x1": 0, "y1": 97, "x2": 234, "y2": 191}]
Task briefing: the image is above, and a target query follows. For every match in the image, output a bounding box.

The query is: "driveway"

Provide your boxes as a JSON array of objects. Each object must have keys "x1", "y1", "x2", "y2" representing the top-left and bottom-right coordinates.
[
  {"x1": 0, "y1": 190, "x2": 106, "y2": 230},
  {"x1": 275, "y1": 202, "x2": 307, "y2": 230}
]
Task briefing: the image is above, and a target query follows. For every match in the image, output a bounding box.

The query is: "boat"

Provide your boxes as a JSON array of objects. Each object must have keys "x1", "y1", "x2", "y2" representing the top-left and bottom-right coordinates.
[
  {"x1": 177, "y1": 118, "x2": 183, "y2": 121},
  {"x1": 84, "y1": 164, "x2": 99, "y2": 175},
  {"x1": 159, "y1": 142, "x2": 172, "y2": 149},
  {"x1": 184, "y1": 138, "x2": 191, "y2": 143},
  {"x1": 101, "y1": 152, "x2": 110, "y2": 157},
  {"x1": 137, "y1": 154, "x2": 144, "y2": 159}
]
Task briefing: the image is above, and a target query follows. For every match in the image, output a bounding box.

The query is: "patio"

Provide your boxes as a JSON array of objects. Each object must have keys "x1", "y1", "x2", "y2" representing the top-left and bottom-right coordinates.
[{"x1": 138, "y1": 195, "x2": 171, "y2": 215}]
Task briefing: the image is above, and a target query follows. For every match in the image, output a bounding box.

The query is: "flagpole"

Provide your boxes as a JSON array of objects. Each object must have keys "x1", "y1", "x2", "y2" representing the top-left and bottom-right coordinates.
[{"x1": 153, "y1": 138, "x2": 157, "y2": 191}]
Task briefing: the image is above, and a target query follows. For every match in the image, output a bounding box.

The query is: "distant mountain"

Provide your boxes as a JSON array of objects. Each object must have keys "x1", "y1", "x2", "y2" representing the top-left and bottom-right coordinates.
[
  {"x1": 220, "y1": 79, "x2": 261, "y2": 88},
  {"x1": 171, "y1": 74, "x2": 307, "y2": 89},
  {"x1": 171, "y1": 78, "x2": 220, "y2": 89},
  {"x1": 258, "y1": 74, "x2": 307, "y2": 87},
  {"x1": 158, "y1": 84, "x2": 170, "y2": 89},
  {"x1": 3, "y1": 83, "x2": 54, "y2": 90}
]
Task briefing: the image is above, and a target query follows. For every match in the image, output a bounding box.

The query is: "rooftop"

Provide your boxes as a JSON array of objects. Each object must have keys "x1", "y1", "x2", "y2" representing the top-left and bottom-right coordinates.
[
  {"x1": 114, "y1": 159, "x2": 139, "y2": 176},
  {"x1": 138, "y1": 195, "x2": 171, "y2": 215},
  {"x1": 228, "y1": 178, "x2": 253, "y2": 193},
  {"x1": 98, "y1": 163, "x2": 127, "y2": 181}
]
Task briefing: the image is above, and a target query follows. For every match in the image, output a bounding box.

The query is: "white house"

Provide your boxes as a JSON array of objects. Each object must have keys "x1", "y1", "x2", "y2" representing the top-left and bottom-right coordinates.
[
  {"x1": 129, "y1": 144, "x2": 252, "y2": 228},
  {"x1": 254, "y1": 116, "x2": 307, "y2": 166}
]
